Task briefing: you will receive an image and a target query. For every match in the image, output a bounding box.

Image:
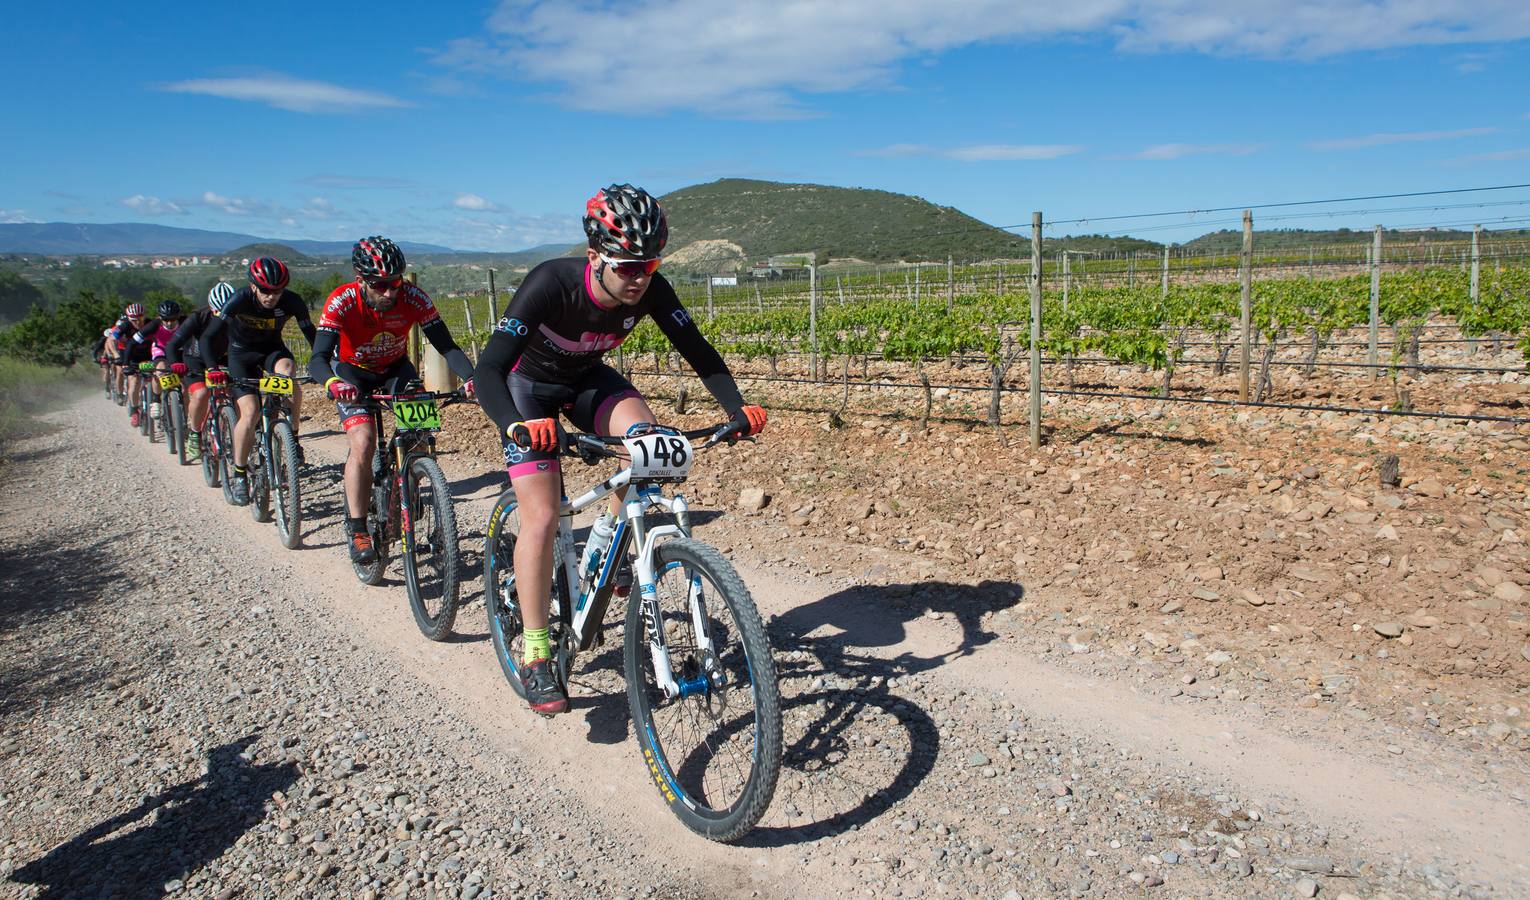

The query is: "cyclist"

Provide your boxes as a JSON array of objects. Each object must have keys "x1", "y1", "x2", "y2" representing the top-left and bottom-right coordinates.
[
  {"x1": 473, "y1": 183, "x2": 767, "y2": 715},
  {"x1": 308, "y1": 236, "x2": 477, "y2": 565},
  {"x1": 92, "y1": 329, "x2": 112, "y2": 389},
  {"x1": 125, "y1": 299, "x2": 186, "y2": 421},
  {"x1": 112, "y1": 303, "x2": 150, "y2": 426},
  {"x1": 199, "y1": 257, "x2": 316, "y2": 505},
  {"x1": 166, "y1": 283, "x2": 235, "y2": 461}
]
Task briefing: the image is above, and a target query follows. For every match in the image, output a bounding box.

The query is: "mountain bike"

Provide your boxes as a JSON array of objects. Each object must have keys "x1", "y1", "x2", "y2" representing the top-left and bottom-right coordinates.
[
  {"x1": 483, "y1": 422, "x2": 781, "y2": 842},
  {"x1": 135, "y1": 362, "x2": 157, "y2": 441},
  {"x1": 231, "y1": 374, "x2": 303, "y2": 549},
  {"x1": 202, "y1": 369, "x2": 233, "y2": 493},
  {"x1": 156, "y1": 369, "x2": 189, "y2": 463},
  {"x1": 347, "y1": 385, "x2": 469, "y2": 642}
]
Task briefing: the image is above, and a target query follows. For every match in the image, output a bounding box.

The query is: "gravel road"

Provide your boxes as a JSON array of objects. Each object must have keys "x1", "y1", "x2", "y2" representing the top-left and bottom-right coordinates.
[{"x1": 1, "y1": 392, "x2": 1524, "y2": 898}]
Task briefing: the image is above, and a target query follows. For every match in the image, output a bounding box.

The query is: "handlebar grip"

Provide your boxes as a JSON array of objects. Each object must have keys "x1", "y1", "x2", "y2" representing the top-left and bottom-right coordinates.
[{"x1": 509, "y1": 423, "x2": 531, "y2": 449}]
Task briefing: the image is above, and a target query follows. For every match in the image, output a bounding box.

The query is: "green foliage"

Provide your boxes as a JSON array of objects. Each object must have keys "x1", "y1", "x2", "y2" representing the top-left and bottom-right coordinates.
[
  {"x1": 0, "y1": 356, "x2": 91, "y2": 445},
  {"x1": 0, "y1": 290, "x2": 120, "y2": 366},
  {"x1": 0, "y1": 268, "x2": 46, "y2": 324}
]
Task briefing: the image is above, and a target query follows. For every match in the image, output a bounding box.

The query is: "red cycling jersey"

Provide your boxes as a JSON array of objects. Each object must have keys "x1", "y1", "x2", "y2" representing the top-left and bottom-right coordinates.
[{"x1": 317, "y1": 281, "x2": 442, "y2": 372}]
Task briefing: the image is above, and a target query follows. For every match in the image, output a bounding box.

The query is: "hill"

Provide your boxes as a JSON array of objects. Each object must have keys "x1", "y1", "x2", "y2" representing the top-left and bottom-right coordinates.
[
  {"x1": 659, "y1": 179, "x2": 1035, "y2": 267},
  {"x1": 1179, "y1": 226, "x2": 1530, "y2": 254},
  {"x1": 226, "y1": 243, "x2": 316, "y2": 265},
  {"x1": 0, "y1": 223, "x2": 459, "y2": 257}
]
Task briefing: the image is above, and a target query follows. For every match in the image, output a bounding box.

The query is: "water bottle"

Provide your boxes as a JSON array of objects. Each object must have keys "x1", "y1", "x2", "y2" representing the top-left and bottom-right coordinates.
[{"x1": 582, "y1": 512, "x2": 616, "y2": 579}]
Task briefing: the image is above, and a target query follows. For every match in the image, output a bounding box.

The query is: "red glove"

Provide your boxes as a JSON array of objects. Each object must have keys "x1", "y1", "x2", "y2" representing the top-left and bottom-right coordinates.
[
  {"x1": 736, "y1": 405, "x2": 767, "y2": 436},
  {"x1": 326, "y1": 378, "x2": 358, "y2": 402},
  {"x1": 509, "y1": 418, "x2": 558, "y2": 452},
  {"x1": 205, "y1": 370, "x2": 228, "y2": 387},
  {"x1": 462, "y1": 378, "x2": 476, "y2": 399},
  {"x1": 170, "y1": 363, "x2": 188, "y2": 376}
]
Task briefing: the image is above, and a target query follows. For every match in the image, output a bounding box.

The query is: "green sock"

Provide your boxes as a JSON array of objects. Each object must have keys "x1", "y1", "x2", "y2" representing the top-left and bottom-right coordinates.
[{"x1": 523, "y1": 627, "x2": 550, "y2": 665}]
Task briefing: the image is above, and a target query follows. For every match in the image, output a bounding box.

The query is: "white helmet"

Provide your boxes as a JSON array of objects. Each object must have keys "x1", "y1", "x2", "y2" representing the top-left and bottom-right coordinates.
[{"x1": 207, "y1": 281, "x2": 237, "y2": 314}]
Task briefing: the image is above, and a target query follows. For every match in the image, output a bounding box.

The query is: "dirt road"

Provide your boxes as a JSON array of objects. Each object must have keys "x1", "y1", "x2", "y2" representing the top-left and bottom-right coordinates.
[{"x1": 2, "y1": 392, "x2": 1525, "y2": 898}]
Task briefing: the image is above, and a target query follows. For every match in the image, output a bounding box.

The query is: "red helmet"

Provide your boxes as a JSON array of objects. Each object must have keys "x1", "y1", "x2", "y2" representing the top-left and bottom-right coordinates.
[
  {"x1": 352, "y1": 236, "x2": 406, "y2": 280},
  {"x1": 248, "y1": 257, "x2": 290, "y2": 291},
  {"x1": 583, "y1": 184, "x2": 667, "y2": 260},
  {"x1": 125, "y1": 303, "x2": 145, "y2": 318}
]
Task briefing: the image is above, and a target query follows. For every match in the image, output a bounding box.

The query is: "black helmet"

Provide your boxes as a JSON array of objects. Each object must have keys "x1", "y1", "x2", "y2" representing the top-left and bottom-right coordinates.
[
  {"x1": 248, "y1": 257, "x2": 290, "y2": 290},
  {"x1": 352, "y1": 236, "x2": 406, "y2": 280},
  {"x1": 584, "y1": 184, "x2": 667, "y2": 260},
  {"x1": 157, "y1": 299, "x2": 183, "y2": 319}
]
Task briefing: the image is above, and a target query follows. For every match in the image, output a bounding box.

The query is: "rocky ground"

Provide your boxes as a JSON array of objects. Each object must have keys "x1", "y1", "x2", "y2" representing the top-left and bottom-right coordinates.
[{"x1": 2, "y1": 349, "x2": 1527, "y2": 898}]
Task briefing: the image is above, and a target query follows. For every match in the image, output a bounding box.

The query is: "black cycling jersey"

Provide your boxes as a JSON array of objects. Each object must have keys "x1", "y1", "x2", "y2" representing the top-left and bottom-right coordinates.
[
  {"x1": 199, "y1": 287, "x2": 315, "y2": 360},
  {"x1": 167, "y1": 308, "x2": 227, "y2": 367},
  {"x1": 474, "y1": 257, "x2": 744, "y2": 434}
]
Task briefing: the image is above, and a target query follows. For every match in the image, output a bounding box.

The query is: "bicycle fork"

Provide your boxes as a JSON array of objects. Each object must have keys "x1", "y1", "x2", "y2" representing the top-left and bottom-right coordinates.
[{"x1": 623, "y1": 490, "x2": 723, "y2": 701}]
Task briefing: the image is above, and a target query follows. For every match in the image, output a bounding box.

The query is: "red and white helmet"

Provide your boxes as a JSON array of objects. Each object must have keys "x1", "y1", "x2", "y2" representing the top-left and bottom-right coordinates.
[{"x1": 583, "y1": 184, "x2": 667, "y2": 260}]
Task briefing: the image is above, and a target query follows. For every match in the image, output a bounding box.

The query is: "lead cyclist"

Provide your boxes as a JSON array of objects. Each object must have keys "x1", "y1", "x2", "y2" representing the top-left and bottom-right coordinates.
[{"x1": 473, "y1": 183, "x2": 767, "y2": 716}]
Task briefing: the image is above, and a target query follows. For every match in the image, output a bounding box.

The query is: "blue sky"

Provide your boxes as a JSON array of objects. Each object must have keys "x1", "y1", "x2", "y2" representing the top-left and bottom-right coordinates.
[{"x1": 5, "y1": 1, "x2": 1530, "y2": 251}]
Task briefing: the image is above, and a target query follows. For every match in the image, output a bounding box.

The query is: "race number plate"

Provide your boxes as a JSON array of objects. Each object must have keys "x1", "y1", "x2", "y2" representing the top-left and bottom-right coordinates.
[
  {"x1": 259, "y1": 374, "x2": 294, "y2": 395},
  {"x1": 392, "y1": 398, "x2": 441, "y2": 431},
  {"x1": 623, "y1": 432, "x2": 694, "y2": 481},
  {"x1": 157, "y1": 373, "x2": 181, "y2": 391},
  {"x1": 138, "y1": 362, "x2": 156, "y2": 373}
]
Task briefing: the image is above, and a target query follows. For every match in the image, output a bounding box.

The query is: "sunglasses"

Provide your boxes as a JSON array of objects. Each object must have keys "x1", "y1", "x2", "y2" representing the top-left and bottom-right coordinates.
[
  {"x1": 254, "y1": 284, "x2": 285, "y2": 295},
  {"x1": 600, "y1": 255, "x2": 662, "y2": 278},
  {"x1": 364, "y1": 277, "x2": 402, "y2": 292}
]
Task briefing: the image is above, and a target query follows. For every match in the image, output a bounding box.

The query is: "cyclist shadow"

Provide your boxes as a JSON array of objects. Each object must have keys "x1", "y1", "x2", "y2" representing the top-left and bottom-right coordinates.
[
  {"x1": 449, "y1": 470, "x2": 506, "y2": 501},
  {"x1": 10, "y1": 735, "x2": 298, "y2": 899},
  {"x1": 735, "y1": 578, "x2": 1024, "y2": 847}
]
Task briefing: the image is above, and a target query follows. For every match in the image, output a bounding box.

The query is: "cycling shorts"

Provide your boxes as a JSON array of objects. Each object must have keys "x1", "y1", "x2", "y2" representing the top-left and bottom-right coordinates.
[
  {"x1": 497, "y1": 363, "x2": 640, "y2": 480},
  {"x1": 331, "y1": 358, "x2": 421, "y2": 430},
  {"x1": 228, "y1": 345, "x2": 294, "y2": 399}
]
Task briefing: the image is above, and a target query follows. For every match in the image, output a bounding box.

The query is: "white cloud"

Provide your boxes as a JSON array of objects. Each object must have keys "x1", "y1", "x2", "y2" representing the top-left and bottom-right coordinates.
[
  {"x1": 121, "y1": 194, "x2": 186, "y2": 216},
  {"x1": 1306, "y1": 127, "x2": 1498, "y2": 150},
  {"x1": 1125, "y1": 142, "x2": 1265, "y2": 160},
  {"x1": 1446, "y1": 147, "x2": 1530, "y2": 164},
  {"x1": 158, "y1": 74, "x2": 411, "y2": 114},
  {"x1": 454, "y1": 193, "x2": 500, "y2": 211},
  {"x1": 300, "y1": 197, "x2": 336, "y2": 219},
  {"x1": 200, "y1": 191, "x2": 268, "y2": 216},
  {"x1": 0, "y1": 209, "x2": 34, "y2": 223},
  {"x1": 435, "y1": 1, "x2": 1530, "y2": 115},
  {"x1": 859, "y1": 143, "x2": 1084, "y2": 161}
]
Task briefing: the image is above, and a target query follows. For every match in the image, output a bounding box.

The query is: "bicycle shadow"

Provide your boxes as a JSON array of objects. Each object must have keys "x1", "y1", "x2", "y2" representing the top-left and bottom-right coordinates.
[
  {"x1": 735, "y1": 578, "x2": 1024, "y2": 847},
  {"x1": 10, "y1": 736, "x2": 298, "y2": 899}
]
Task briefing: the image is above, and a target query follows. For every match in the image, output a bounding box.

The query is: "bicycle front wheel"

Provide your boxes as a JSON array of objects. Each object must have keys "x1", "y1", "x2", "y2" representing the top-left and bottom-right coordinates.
[
  {"x1": 249, "y1": 434, "x2": 272, "y2": 524},
  {"x1": 401, "y1": 456, "x2": 461, "y2": 641},
  {"x1": 217, "y1": 406, "x2": 239, "y2": 504},
  {"x1": 201, "y1": 414, "x2": 220, "y2": 487},
  {"x1": 271, "y1": 420, "x2": 301, "y2": 548},
  {"x1": 624, "y1": 537, "x2": 781, "y2": 842}
]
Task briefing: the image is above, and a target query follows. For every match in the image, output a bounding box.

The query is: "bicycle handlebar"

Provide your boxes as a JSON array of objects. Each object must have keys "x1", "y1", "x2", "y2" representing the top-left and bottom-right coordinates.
[{"x1": 510, "y1": 421, "x2": 749, "y2": 460}]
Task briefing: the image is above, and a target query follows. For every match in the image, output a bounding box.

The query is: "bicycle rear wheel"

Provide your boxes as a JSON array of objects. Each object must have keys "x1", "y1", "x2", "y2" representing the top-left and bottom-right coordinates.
[
  {"x1": 201, "y1": 414, "x2": 221, "y2": 487},
  {"x1": 218, "y1": 407, "x2": 239, "y2": 505},
  {"x1": 484, "y1": 491, "x2": 573, "y2": 698},
  {"x1": 624, "y1": 537, "x2": 781, "y2": 843},
  {"x1": 271, "y1": 420, "x2": 301, "y2": 548},
  {"x1": 163, "y1": 394, "x2": 179, "y2": 457},
  {"x1": 139, "y1": 387, "x2": 152, "y2": 438},
  {"x1": 249, "y1": 435, "x2": 272, "y2": 523},
  {"x1": 401, "y1": 456, "x2": 461, "y2": 641}
]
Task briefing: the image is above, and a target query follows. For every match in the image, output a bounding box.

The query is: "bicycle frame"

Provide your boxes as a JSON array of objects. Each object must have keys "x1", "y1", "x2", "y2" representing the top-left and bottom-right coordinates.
[{"x1": 546, "y1": 441, "x2": 722, "y2": 701}]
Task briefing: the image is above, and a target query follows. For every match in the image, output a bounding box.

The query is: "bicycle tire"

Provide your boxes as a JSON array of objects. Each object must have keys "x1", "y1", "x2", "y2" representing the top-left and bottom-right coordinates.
[
  {"x1": 166, "y1": 392, "x2": 183, "y2": 458},
  {"x1": 624, "y1": 537, "x2": 781, "y2": 843},
  {"x1": 400, "y1": 456, "x2": 461, "y2": 640},
  {"x1": 484, "y1": 491, "x2": 574, "y2": 699},
  {"x1": 139, "y1": 387, "x2": 152, "y2": 438},
  {"x1": 271, "y1": 420, "x2": 302, "y2": 548},
  {"x1": 249, "y1": 432, "x2": 272, "y2": 523},
  {"x1": 218, "y1": 406, "x2": 239, "y2": 505},
  {"x1": 201, "y1": 414, "x2": 221, "y2": 488}
]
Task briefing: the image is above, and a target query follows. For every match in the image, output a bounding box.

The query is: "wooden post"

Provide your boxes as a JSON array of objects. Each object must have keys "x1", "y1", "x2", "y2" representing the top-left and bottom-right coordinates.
[
  {"x1": 1029, "y1": 213, "x2": 1044, "y2": 450},
  {"x1": 808, "y1": 262, "x2": 818, "y2": 382},
  {"x1": 914, "y1": 264, "x2": 922, "y2": 306},
  {"x1": 487, "y1": 268, "x2": 500, "y2": 322},
  {"x1": 705, "y1": 276, "x2": 714, "y2": 322},
  {"x1": 406, "y1": 271, "x2": 422, "y2": 366},
  {"x1": 947, "y1": 255, "x2": 954, "y2": 310},
  {"x1": 1062, "y1": 251, "x2": 1071, "y2": 312},
  {"x1": 1238, "y1": 210, "x2": 1253, "y2": 402},
  {"x1": 754, "y1": 282, "x2": 763, "y2": 311},
  {"x1": 1368, "y1": 225, "x2": 1382, "y2": 374},
  {"x1": 461, "y1": 297, "x2": 479, "y2": 363},
  {"x1": 1469, "y1": 225, "x2": 1481, "y2": 354},
  {"x1": 1161, "y1": 246, "x2": 1169, "y2": 299},
  {"x1": 837, "y1": 276, "x2": 845, "y2": 305}
]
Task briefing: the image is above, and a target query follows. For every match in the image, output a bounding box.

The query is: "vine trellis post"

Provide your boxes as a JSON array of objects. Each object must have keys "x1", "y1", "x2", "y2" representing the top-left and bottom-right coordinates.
[{"x1": 1029, "y1": 212, "x2": 1044, "y2": 450}]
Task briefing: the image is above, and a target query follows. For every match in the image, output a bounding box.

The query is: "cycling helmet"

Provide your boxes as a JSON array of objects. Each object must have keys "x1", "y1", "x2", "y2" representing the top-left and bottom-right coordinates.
[
  {"x1": 157, "y1": 299, "x2": 183, "y2": 319},
  {"x1": 125, "y1": 303, "x2": 145, "y2": 318},
  {"x1": 352, "y1": 236, "x2": 406, "y2": 280},
  {"x1": 248, "y1": 257, "x2": 290, "y2": 290},
  {"x1": 583, "y1": 184, "x2": 667, "y2": 260},
  {"x1": 207, "y1": 281, "x2": 236, "y2": 313}
]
